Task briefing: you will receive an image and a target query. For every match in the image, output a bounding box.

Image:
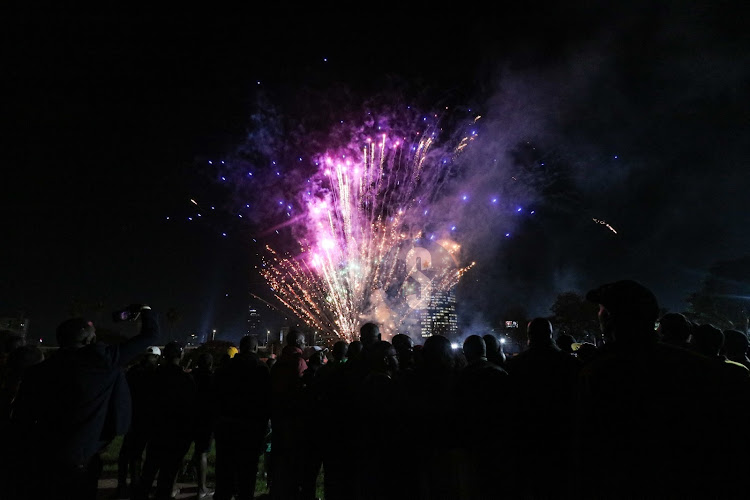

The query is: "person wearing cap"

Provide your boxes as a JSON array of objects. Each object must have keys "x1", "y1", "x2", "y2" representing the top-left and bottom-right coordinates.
[
  {"x1": 11, "y1": 304, "x2": 159, "y2": 500},
  {"x1": 576, "y1": 280, "x2": 748, "y2": 499},
  {"x1": 115, "y1": 345, "x2": 162, "y2": 498}
]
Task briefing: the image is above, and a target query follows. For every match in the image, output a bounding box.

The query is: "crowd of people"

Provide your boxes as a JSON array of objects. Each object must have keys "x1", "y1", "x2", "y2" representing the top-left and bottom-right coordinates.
[{"x1": 1, "y1": 279, "x2": 750, "y2": 499}]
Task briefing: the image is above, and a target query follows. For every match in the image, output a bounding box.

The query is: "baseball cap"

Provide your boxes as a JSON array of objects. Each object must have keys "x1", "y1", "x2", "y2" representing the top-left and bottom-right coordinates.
[
  {"x1": 586, "y1": 279, "x2": 659, "y2": 321},
  {"x1": 146, "y1": 346, "x2": 161, "y2": 356}
]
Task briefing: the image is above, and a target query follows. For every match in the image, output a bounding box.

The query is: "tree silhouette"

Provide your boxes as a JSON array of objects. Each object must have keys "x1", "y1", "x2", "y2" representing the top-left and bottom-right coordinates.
[{"x1": 549, "y1": 291, "x2": 600, "y2": 343}]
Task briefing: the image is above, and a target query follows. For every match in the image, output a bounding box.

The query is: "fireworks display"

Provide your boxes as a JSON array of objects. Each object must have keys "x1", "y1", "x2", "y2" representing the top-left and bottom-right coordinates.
[
  {"x1": 169, "y1": 99, "x2": 547, "y2": 342},
  {"x1": 255, "y1": 114, "x2": 479, "y2": 341}
]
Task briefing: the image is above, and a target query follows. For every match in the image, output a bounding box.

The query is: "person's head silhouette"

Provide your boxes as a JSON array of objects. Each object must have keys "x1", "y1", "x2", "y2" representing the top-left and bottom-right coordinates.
[
  {"x1": 463, "y1": 335, "x2": 486, "y2": 363},
  {"x1": 359, "y1": 323, "x2": 381, "y2": 348},
  {"x1": 586, "y1": 280, "x2": 659, "y2": 345},
  {"x1": 527, "y1": 318, "x2": 554, "y2": 347}
]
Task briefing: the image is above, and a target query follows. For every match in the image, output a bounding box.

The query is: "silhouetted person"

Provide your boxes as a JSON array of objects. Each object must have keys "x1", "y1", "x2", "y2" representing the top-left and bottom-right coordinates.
[
  {"x1": 0, "y1": 344, "x2": 43, "y2": 421},
  {"x1": 136, "y1": 341, "x2": 197, "y2": 500},
  {"x1": 690, "y1": 323, "x2": 750, "y2": 493},
  {"x1": 0, "y1": 344, "x2": 43, "y2": 500},
  {"x1": 189, "y1": 351, "x2": 216, "y2": 499},
  {"x1": 300, "y1": 346, "x2": 327, "y2": 500},
  {"x1": 658, "y1": 312, "x2": 693, "y2": 350},
  {"x1": 213, "y1": 334, "x2": 270, "y2": 500},
  {"x1": 505, "y1": 318, "x2": 582, "y2": 498},
  {"x1": 115, "y1": 345, "x2": 161, "y2": 498},
  {"x1": 556, "y1": 332, "x2": 577, "y2": 354},
  {"x1": 347, "y1": 340, "x2": 363, "y2": 362},
  {"x1": 391, "y1": 333, "x2": 415, "y2": 372},
  {"x1": 0, "y1": 330, "x2": 26, "y2": 392},
  {"x1": 578, "y1": 280, "x2": 734, "y2": 499},
  {"x1": 316, "y1": 340, "x2": 349, "y2": 500},
  {"x1": 575, "y1": 342, "x2": 598, "y2": 364},
  {"x1": 12, "y1": 305, "x2": 158, "y2": 500},
  {"x1": 483, "y1": 333, "x2": 506, "y2": 368},
  {"x1": 344, "y1": 323, "x2": 382, "y2": 419},
  {"x1": 407, "y1": 335, "x2": 460, "y2": 499},
  {"x1": 270, "y1": 329, "x2": 308, "y2": 500},
  {"x1": 691, "y1": 324, "x2": 750, "y2": 379},
  {"x1": 723, "y1": 329, "x2": 750, "y2": 370},
  {"x1": 356, "y1": 340, "x2": 400, "y2": 500},
  {"x1": 359, "y1": 322, "x2": 381, "y2": 347},
  {"x1": 456, "y1": 335, "x2": 509, "y2": 499}
]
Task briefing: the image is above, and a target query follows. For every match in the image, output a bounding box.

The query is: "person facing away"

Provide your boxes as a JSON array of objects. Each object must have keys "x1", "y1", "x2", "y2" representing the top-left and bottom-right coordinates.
[
  {"x1": 657, "y1": 312, "x2": 693, "y2": 350},
  {"x1": 315, "y1": 340, "x2": 350, "y2": 500},
  {"x1": 269, "y1": 329, "x2": 308, "y2": 500},
  {"x1": 11, "y1": 304, "x2": 159, "y2": 500},
  {"x1": 482, "y1": 333, "x2": 506, "y2": 368},
  {"x1": 355, "y1": 340, "x2": 400, "y2": 500},
  {"x1": 504, "y1": 318, "x2": 582, "y2": 499},
  {"x1": 406, "y1": 334, "x2": 461, "y2": 499},
  {"x1": 188, "y1": 351, "x2": 216, "y2": 499},
  {"x1": 0, "y1": 344, "x2": 44, "y2": 500},
  {"x1": 576, "y1": 280, "x2": 738, "y2": 499},
  {"x1": 690, "y1": 323, "x2": 750, "y2": 380},
  {"x1": 556, "y1": 332, "x2": 577, "y2": 355},
  {"x1": 0, "y1": 344, "x2": 44, "y2": 421},
  {"x1": 213, "y1": 334, "x2": 271, "y2": 500},
  {"x1": 0, "y1": 330, "x2": 26, "y2": 393},
  {"x1": 114, "y1": 345, "x2": 161, "y2": 498},
  {"x1": 723, "y1": 329, "x2": 750, "y2": 370},
  {"x1": 455, "y1": 335, "x2": 509, "y2": 500},
  {"x1": 135, "y1": 341, "x2": 197, "y2": 500},
  {"x1": 391, "y1": 333, "x2": 415, "y2": 372},
  {"x1": 344, "y1": 323, "x2": 381, "y2": 404}
]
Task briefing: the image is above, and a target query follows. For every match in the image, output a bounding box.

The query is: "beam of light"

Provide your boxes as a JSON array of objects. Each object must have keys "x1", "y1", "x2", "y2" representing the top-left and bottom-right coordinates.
[{"x1": 258, "y1": 116, "x2": 480, "y2": 341}]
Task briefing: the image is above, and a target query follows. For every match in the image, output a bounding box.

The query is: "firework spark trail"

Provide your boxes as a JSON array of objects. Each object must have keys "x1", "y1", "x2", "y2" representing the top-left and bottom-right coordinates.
[
  {"x1": 258, "y1": 115, "x2": 479, "y2": 341},
  {"x1": 593, "y1": 218, "x2": 618, "y2": 234}
]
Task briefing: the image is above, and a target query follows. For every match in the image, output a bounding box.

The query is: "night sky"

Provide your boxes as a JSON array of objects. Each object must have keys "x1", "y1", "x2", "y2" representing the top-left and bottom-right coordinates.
[{"x1": 4, "y1": 2, "x2": 750, "y2": 344}]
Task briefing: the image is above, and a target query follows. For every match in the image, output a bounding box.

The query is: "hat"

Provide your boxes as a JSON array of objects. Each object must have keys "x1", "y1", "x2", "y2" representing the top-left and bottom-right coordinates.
[
  {"x1": 303, "y1": 345, "x2": 323, "y2": 360},
  {"x1": 586, "y1": 280, "x2": 659, "y2": 321},
  {"x1": 227, "y1": 346, "x2": 239, "y2": 358},
  {"x1": 146, "y1": 346, "x2": 161, "y2": 356}
]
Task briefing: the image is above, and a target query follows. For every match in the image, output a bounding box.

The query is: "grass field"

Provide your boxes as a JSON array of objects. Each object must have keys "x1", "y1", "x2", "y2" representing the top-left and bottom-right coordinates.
[{"x1": 99, "y1": 435, "x2": 324, "y2": 498}]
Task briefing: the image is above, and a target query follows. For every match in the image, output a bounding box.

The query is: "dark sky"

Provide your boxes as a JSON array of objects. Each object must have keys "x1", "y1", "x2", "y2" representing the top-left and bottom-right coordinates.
[{"x1": 4, "y1": 2, "x2": 750, "y2": 344}]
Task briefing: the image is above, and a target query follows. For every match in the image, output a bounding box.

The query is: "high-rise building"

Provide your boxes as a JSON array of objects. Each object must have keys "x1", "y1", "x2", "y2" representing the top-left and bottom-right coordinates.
[
  {"x1": 247, "y1": 306, "x2": 261, "y2": 335},
  {"x1": 420, "y1": 290, "x2": 458, "y2": 338}
]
